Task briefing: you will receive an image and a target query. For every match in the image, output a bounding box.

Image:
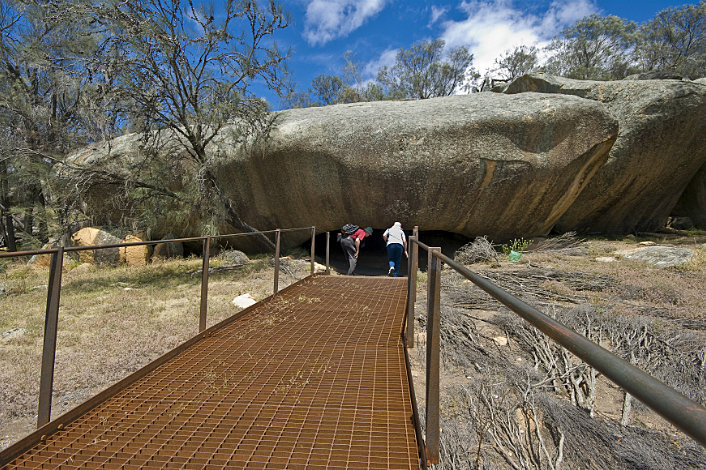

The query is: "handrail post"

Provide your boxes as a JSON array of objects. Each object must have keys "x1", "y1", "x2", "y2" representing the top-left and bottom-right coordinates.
[
  {"x1": 274, "y1": 229, "x2": 281, "y2": 294},
  {"x1": 37, "y1": 246, "x2": 64, "y2": 428},
  {"x1": 325, "y1": 231, "x2": 330, "y2": 274},
  {"x1": 310, "y1": 226, "x2": 315, "y2": 275},
  {"x1": 425, "y1": 247, "x2": 441, "y2": 465},
  {"x1": 406, "y1": 236, "x2": 418, "y2": 348},
  {"x1": 199, "y1": 236, "x2": 210, "y2": 333}
]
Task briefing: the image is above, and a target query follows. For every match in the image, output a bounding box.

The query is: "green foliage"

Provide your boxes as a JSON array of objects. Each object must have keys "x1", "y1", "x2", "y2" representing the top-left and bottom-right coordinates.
[
  {"x1": 544, "y1": 14, "x2": 639, "y2": 80},
  {"x1": 493, "y1": 45, "x2": 539, "y2": 81},
  {"x1": 283, "y1": 49, "x2": 388, "y2": 109},
  {"x1": 636, "y1": 1, "x2": 706, "y2": 78},
  {"x1": 0, "y1": 0, "x2": 117, "y2": 249},
  {"x1": 377, "y1": 39, "x2": 476, "y2": 99},
  {"x1": 535, "y1": 3, "x2": 705, "y2": 81},
  {"x1": 54, "y1": 0, "x2": 290, "y2": 248},
  {"x1": 501, "y1": 238, "x2": 532, "y2": 256},
  {"x1": 309, "y1": 74, "x2": 344, "y2": 106}
]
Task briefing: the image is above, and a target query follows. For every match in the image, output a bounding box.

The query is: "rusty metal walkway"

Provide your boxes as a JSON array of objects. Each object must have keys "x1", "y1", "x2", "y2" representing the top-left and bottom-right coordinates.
[{"x1": 1, "y1": 275, "x2": 421, "y2": 469}]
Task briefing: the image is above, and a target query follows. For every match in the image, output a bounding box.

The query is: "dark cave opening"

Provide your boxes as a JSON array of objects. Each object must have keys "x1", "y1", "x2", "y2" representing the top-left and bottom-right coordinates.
[{"x1": 311, "y1": 229, "x2": 472, "y2": 276}]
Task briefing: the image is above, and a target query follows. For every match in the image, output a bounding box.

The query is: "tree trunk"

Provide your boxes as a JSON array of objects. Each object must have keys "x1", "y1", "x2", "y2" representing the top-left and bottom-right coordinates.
[
  {"x1": 2, "y1": 211, "x2": 17, "y2": 251},
  {"x1": 0, "y1": 161, "x2": 17, "y2": 251},
  {"x1": 37, "y1": 189, "x2": 49, "y2": 243}
]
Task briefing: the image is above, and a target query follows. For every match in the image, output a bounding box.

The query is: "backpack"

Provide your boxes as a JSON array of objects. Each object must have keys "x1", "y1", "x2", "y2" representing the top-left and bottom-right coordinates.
[{"x1": 341, "y1": 224, "x2": 359, "y2": 236}]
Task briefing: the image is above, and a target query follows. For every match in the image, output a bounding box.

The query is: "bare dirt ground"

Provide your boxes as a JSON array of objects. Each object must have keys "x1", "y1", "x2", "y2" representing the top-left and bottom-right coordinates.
[{"x1": 1, "y1": 232, "x2": 705, "y2": 469}]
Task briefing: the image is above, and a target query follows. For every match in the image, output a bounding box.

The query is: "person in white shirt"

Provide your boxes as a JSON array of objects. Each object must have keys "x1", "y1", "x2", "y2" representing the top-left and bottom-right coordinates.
[{"x1": 382, "y1": 222, "x2": 408, "y2": 277}]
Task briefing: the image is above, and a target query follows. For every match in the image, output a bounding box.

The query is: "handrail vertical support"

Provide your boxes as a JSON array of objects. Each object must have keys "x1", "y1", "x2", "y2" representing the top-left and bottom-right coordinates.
[
  {"x1": 274, "y1": 229, "x2": 281, "y2": 294},
  {"x1": 199, "y1": 236, "x2": 210, "y2": 333},
  {"x1": 406, "y1": 236, "x2": 418, "y2": 348},
  {"x1": 325, "y1": 231, "x2": 330, "y2": 274},
  {"x1": 310, "y1": 226, "x2": 316, "y2": 275},
  {"x1": 37, "y1": 246, "x2": 64, "y2": 428},
  {"x1": 425, "y1": 247, "x2": 441, "y2": 465}
]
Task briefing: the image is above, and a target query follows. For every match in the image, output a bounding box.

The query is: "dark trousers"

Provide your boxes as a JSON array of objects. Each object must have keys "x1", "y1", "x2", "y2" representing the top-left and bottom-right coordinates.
[
  {"x1": 340, "y1": 237, "x2": 357, "y2": 275},
  {"x1": 387, "y1": 243, "x2": 404, "y2": 277}
]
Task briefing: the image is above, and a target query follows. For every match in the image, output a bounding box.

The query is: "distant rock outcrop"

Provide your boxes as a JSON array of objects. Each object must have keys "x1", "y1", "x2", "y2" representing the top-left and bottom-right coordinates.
[
  {"x1": 67, "y1": 92, "x2": 619, "y2": 242},
  {"x1": 211, "y1": 93, "x2": 618, "y2": 241},
  {"x1": 504, "y1": 73, "x2": 706, "y2": 234}
]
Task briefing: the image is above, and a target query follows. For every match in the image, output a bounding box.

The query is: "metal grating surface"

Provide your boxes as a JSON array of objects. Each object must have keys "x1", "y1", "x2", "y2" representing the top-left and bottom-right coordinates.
[{"x1": 2, "y1": 276, "x2": 419, "y2": 469}]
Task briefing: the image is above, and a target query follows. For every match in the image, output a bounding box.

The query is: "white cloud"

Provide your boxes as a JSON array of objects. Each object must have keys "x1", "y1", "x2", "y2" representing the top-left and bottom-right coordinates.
[
  {"x1": 441, "y1": 0, "x2": 598, "y2": 77},
  {"x1": 304, "y1": 0, "x2": 388, "y2": 46},
  {"x1": 364, "y1": 48, "x2": 398, "y2": 77},
  {"x1": 430, "y1": 5, "x2": 447, "y2": 24},
  {"x1": 541, "y1": 0, "x2": 598, "y2": 32}
]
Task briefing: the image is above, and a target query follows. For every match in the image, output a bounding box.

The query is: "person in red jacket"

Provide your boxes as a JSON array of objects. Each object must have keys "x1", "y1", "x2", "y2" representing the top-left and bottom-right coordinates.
[{"x1": 340, "y1": 226, "x2": 373, "y2": 275}]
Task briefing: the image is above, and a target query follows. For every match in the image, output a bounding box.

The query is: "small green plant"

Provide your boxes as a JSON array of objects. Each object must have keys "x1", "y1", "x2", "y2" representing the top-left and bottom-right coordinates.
[{"x1": 501, "y1": 237, "x2": 532, "y2": 256}]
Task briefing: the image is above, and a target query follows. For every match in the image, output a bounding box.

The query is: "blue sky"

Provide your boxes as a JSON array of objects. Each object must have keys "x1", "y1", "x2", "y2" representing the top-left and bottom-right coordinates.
[{"x1": 257, "y1": 0, "x2": 702, "y2": 108}]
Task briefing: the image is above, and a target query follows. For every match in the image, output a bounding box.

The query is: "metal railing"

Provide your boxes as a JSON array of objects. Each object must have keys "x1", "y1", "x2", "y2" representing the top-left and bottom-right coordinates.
[
  {"x1": 0, "y1": 226, "x2": 329, "y2": 430},
  {"x1": 405, "y1": 228, "x2": 706, "y2": 465}
]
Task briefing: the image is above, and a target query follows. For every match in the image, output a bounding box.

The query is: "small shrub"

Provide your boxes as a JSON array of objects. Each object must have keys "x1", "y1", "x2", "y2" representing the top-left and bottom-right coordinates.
[
  {"x1": 501, "y1": 237, "x2": 532, "y2": 256},
  {"x1": 455, "y1": 236, "x2": 498, "y2": 265}
]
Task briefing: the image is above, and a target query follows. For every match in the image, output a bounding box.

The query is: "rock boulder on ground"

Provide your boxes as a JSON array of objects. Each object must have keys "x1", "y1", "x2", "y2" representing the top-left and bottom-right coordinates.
[
  {"x1": 615, "y1": 246, "x2": 694, "y2": 268},
  {"x1": 120, "y1": 234, "x2": 150, "y2": 266},
  {"x1": 70, "y1": 227, "x2": 122, "y2": 265},
  {"x1": 28, "y1": 243, "x2": 54, "y2": 267},
  {"x1": 218, "y1": 250, "x2": 250, "y2": 266},
  {"x1": 504, "y1": 73, "x2": 706, "y2": 234}
]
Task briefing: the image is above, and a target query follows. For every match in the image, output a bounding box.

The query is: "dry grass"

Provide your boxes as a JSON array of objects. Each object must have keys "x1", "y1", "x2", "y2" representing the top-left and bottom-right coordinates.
[
  {"x1": 0, "y1": 253, "x2": 313, "y2": 450},
  {"x1": 415, "y1": 234, "x2": 706, "y2": 468}
]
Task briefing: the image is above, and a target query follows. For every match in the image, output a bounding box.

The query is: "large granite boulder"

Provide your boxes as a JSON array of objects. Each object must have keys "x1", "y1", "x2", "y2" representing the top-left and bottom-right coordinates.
[
  {"x1": 66, "y1": 93, "x2": 618, "y2": 242},
  {"x1": 504, "y1": 73, "x2": 706, "y2": 234},
  {"x1": 211, "y1": 93, "x2": 617, "y2": 241},
  {"x1": 120, "y1": 234, "x2": 150, "y2": 266},
  {"x1": 70, "y1": 227, "x2": 122, "y2": 265}
]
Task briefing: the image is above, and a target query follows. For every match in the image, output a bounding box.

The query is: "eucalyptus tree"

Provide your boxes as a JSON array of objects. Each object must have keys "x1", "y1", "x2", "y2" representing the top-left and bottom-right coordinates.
[
  {"x1": 0, "y1": 0, "x2": 112, "y2": 249},
  {"x1": 545, "y1": 14, "x2": 639, "y2": 80},
  {"x1": 377, "y1": 39, "x2": 476, "y2": 99},
  {"x1": 309, "y1": 74, "x2": 343, "y2": 106},
  {"x1": 493, "y1": 45, "x2": 539, "y2": 81},
  {"x1": 79, "y1": 0, "x2": 290, "y2": 243},
  {"x1": 637, "y1": 1, "x2": 706, "y2": 78}
]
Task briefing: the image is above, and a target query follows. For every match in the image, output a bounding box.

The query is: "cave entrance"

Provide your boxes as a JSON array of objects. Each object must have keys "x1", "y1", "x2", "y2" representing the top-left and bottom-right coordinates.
[{"x1": 310, "y1": 229, "x2": 471, "y2": 276}]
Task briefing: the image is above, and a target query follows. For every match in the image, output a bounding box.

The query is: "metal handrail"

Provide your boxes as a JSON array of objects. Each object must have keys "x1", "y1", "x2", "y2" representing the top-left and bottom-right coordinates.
[
  {"x1": 407, "y1": 231, "x2": 706, "y2": 465},
  {"x1": 0, "y1": 226, "x2": 324, "y2": 430},
  {"x1": 0, "y1": 227, "x2": 319, "y2": 258}
]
